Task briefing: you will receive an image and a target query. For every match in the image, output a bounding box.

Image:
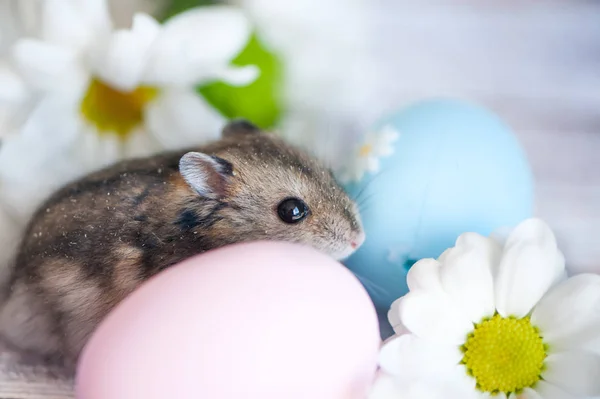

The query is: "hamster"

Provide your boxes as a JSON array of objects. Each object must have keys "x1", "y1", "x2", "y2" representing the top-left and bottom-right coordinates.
[{"x1": 0, "y1": 119, "x2": 366, "y2": 372}]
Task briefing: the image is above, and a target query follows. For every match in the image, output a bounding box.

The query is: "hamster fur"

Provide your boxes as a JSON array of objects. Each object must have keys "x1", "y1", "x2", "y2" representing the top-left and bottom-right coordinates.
[{"x1": 0, "y1": 120, "x2": 365, "y2": 371}]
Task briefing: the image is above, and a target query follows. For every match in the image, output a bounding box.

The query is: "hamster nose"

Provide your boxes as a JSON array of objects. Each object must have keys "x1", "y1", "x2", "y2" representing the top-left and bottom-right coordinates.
[{"x1": 351, "y1": 231, "x2": 366, "y2": 249}]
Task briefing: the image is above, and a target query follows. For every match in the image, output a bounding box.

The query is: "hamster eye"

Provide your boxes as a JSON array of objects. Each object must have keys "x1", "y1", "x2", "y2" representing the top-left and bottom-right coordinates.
[{"x1": 277, "y1": 198, "x2": 310, "y2": 224}]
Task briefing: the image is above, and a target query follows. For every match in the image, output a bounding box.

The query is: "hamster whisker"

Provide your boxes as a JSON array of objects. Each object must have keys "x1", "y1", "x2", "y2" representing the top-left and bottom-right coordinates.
[
  {"x1": 352, "y1": 169, "x2": 390, "y2": 204},
  {"x1": 351, "y1": 179, "x2": 374, "y2": 206},
  {"x1": 357, "y1": 193, "x2": 377, "y2": 212},
  {"x1": 351, "y1": 271, "x2": 389, "y2": 298}
]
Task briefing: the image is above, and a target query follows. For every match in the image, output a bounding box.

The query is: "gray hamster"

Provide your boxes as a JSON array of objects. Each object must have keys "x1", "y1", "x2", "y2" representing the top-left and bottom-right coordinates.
[{"x1": 0, "y1": 119, "x2": 366, "y2": 372}]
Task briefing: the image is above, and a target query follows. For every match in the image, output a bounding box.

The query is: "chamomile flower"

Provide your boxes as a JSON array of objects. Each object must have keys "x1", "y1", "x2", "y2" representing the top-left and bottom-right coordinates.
[
  {"x1": 340, "y1": 125, "x2": 399, "y2": 183},
  {"x1": 371, "y1": 218, "x2": 600, "y2": 399},
  {"x1": 0, "y1": 0, "x2": 258, "y2": 223},
  {"x1": 230, "y1": 0, "x2": 379, "y2": 169}
]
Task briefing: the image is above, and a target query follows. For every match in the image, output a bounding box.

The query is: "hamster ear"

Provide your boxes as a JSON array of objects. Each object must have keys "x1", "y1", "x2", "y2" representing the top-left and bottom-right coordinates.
[
  {"x1": 222, "y1": 118, "x2": 261, "y2": 138},
  {"x1": 179, "y1": 152, "x2": 234, "y2": 199}
]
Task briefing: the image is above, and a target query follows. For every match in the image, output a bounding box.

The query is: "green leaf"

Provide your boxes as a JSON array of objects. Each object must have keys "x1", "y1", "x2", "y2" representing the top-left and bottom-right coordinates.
[
  {"x1": 156, "y1": 2, "x2": 285, "y2": 129},
  {"x1": 197, "y1": 32, "x2": 284, "y2": 130}
]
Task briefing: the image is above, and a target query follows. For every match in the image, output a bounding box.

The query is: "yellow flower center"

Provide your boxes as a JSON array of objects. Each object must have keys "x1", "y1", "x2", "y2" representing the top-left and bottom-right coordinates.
[
  {"x1": 80, "y1": 77, "x2": 158, "y2": 138},
  {"x1": 461, "y1": 313, "x2": 547, "y2": 395},
  {"x1": 358, "y1": 143, "x2": 373, "y2": 157}
]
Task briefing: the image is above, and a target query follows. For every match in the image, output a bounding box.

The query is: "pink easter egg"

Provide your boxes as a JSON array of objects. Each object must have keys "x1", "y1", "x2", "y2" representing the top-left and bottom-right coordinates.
[{"x1": 75, "y1": 241, "x2": 380, "y2": 399}]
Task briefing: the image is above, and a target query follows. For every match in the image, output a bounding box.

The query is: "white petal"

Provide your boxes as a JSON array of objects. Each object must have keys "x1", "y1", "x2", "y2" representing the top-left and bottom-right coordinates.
[
  {"x1": 366, "y1": 156, "x2": 380, "y2": 173},
  {"x1": 531, "y1": 274, "x2": 600, "y2": 353},
  {"x1": 131, "y1": 12, "x2": 162, "y2": 38},
  {"x1": 489, "y1": 225, "x2": 514, "y2": 247},
  {"x1": 378, "y1": 333, "x2": 462, "y2": 379},
  {"x1": 41, "y1": 0, "x2": 111, "y2": 50},
  {"x1": 387, "y1": 300, "x2": 403, "y2": 333},
  {"x1": 0, "y1": 97, "x2": 83, "y2": 222},
  {"x1": 0, "y1": 117, "x2": 80, "y2": 218},
  {"x1": 1, "y1": 93, "x2": 81, "y2": 164},
  {"x1": 17, "y1": 94, "x2": 80, "y2": 147},
  {"x1": 380, "y1": 125, "x2": 400, "y2": 141},
  {"x1": 542, "y1": 351, "x2": 600, "y2": 397},
  {"x1": 406, "y1": 258, "x2": 443, "y2": 292},
  {"x1": 145, "y1": 89, "x2": 224, "y2": 150},
  {"x1": 76, "y1": 0, "x2": 113, "y2": 33},
  {"x1": 69, "y1": 126, "x2": 124, "y2": 173},
  {"x1": 387, "y1": 300, "x2": 412, "y2": 336},
  {"x1": 0, "y1": 107, "x2": 17, "y2": 138},
  {"x1": 519, "y1": 388, "x2": 542, "y2": 399},
  {"x1": 91, "y1": 13, "x2": 161, "y2": 91},
  {"x1": 143, "y1": 6, "x2": 252, "y2": 86},
  {"x1": 521, "y1": 382, "x2": 576, "y2": 399},
  {"x1": 368, "y1": 372, "x2": 405, "y2": 399},
  {"x1": 375, "y1": 126, "x2": 399, "y2": 156},
  {"x1": 209, "y1": 65, "x2": 260, "y2": 87},
  {"x1": 439, "y1": 233, "x2": 499, "y2": 323},
  {"x1": 349, "y1": 159, "x2": 368, "y2": 182},
  {"x1": 503, "y1": 218, "x2": 558, "y2": 250},
  {"x1": 0, "y1": 63, "x2": 27, "y2": 103},
  {"x1": 11, "y1": 39, "x2": 85, "y2": 92},
  {"x1": 369, "y1": 367, "x2": 479, "y2": 399},
  {"x1": 437, "y1": 248, "x2": 452, "y2": 263},
  {"x1": 404, "y1": 365, "x2": 479, "y2": 399},
  {"x1": 377, "y1": 144, "x2": 394, "y2": 157},
  {"x1": 0, "y1": 163, "x2": 82, "y2": 225},
  {"x1": 397, "y1": 290, "x2": 473, "y2": 345},
  {"x1": 41, "y1": 0, "x2": 88, "y2": 46},
  {"x1": 400, "y1": 258, "x2": 476, "y2": 343},
  {"x1": 122, "y1": 128, "x2": 162, "y2": 159},
  {"x1": 495, "y1": 218, "x2": 565, "y2": 318},
  {"x1": 441, "y1": 365, "x2": 479, "y2": 398}
]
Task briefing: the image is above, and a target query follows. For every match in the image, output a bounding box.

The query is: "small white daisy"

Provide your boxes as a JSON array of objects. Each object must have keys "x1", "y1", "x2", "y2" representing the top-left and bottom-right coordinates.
[
  {"x1": 0, "y1": 0, "x2": 258, "y2": 223},
  {"x1": 340, "y1": 125, "x2": 399, "y2": 183},
  {"x1": 371, "y1": 218, "x2": 600, "y2": 399},
  {"x1": 231, "y1": 0, "x2": 378, "y2": 170}
]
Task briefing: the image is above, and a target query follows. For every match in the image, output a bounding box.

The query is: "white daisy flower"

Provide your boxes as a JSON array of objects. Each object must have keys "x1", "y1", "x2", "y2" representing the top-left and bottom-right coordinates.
[
  {"x1": 340, "y1": 125, "x2": 399, "y2": 183},
  {"x1": 371, "y1": 218, "x2": 600, "y2": 399},
  {"x1": 230, "y1": 0, "x2": 380, "y2": 169},
  {"x1": 0, "y1": 0, "x2": 258, "y2": 223}
]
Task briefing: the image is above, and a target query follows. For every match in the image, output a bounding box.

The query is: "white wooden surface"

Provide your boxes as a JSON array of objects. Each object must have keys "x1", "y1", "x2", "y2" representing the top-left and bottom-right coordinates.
[{"x1": 364, "y1": 0, "x2": 600, "y2": 273}]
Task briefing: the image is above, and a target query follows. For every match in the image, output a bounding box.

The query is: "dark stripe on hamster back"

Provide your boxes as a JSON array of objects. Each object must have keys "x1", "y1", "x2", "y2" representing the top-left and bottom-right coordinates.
[
  {"x1": 136, "y1": 227, "x2": 214, "y2": 278},
  {"x1": 175, "y1": 202, "x2": 227, "y2": 232},
  {"x1": 132, "y1": 187, "x2": 151, "y2": 206},
  {"x1": 176, "y1": 209, "x2": 202, "y2": 230}
]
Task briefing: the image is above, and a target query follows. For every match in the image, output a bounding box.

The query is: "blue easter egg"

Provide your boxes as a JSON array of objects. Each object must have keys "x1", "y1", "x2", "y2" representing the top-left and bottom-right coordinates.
[{"x1": 342, "y1": 98, "x2": 534, "y2": 316}]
